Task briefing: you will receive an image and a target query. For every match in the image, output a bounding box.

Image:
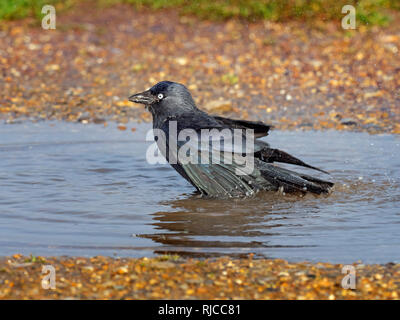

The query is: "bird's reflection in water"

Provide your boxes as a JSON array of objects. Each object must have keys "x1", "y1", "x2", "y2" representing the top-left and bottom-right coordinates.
[{"x1": 138, "y1": 191, "x2": 318, "y2": 258}]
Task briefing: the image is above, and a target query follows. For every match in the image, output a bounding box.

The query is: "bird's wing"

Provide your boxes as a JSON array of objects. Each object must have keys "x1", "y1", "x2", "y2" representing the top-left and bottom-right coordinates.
[
  {"x1": 162, "y1": 122, "x2": 332, "y2": 197},
  {"x1": 173, "y1": 111, "x2": 223, "y2": 131},
  {"x1": 212, "y1": 116, "x2": 271, "y2": 138},
  {"x1": 175, "y1": 136, "x2": 333, "y2": 197},
  {"x1": 164, "y1": 127, "x2": 261, "y2": 197},
  {"x1": 162, "y1": 113, "x2": 329, "y2": 174},
  {"x1": 179, "y1": 161, "x2": 257, "y2": 197},
  {"x1": 177, "y1": 145, "x2": 265, "y2": 197},
  {"x1": 209, "y1": 116, "x2": 328, "y2": 173}
]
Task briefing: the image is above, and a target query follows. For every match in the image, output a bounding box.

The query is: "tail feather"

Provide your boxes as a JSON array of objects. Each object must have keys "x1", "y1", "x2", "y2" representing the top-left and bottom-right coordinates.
[
  {"x1": 258, "y1": 148, "x2": 329, "y2": 174},
  {"x1": 259, "y1": 163, "x2": 333, "y2": 195}
]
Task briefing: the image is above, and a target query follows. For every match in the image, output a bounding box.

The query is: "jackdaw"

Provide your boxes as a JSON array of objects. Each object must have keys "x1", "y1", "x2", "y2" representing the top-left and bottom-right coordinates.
[{"x1": 129, "y1": 81, "x2": 333, "y2": 198}]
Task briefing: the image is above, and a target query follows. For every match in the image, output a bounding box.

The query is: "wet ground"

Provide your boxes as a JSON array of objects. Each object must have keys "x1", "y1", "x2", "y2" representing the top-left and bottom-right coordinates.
[
  {"x1": 1, "y1": 4, "x2": 400, "y2": 134},
  {"x1": 1, "y1": 121, "x2": 399, "y2": 264}
]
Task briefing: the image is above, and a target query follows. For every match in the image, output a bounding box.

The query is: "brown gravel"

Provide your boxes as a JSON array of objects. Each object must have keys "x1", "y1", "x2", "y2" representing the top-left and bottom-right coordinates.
[
  {"x1": 1, "y1": 3, "x2": 399, "y2": 133},
  {"x1": 1, "y1": 254, "x2": 399, "y2": 300}
]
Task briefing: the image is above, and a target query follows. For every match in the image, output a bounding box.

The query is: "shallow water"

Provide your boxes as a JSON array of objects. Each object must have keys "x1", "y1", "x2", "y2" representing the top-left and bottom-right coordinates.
[{"x1": 0, "y1": 121, "x2": 399, "y2": 263}]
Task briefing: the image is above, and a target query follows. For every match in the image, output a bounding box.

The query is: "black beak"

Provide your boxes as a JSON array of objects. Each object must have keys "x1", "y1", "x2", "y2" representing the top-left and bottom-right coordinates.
[{"x1": 128, "y1": 90, "x2": 156, "y2": 105}]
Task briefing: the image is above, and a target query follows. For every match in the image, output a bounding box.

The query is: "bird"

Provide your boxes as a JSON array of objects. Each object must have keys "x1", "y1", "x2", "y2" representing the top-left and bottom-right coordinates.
[{"x1": 129, "y1": 81, "x2": 333, "y2": 198}]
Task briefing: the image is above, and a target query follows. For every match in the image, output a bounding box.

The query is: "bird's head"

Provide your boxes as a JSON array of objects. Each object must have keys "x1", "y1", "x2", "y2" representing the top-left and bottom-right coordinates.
[{"x1": 128, "y1": 81, "x2": 197, "y2": 117}]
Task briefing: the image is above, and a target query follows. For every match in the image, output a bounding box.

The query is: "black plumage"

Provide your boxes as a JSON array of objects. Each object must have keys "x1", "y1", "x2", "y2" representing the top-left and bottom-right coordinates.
[{"x1": 129, "y1": 81, "x2": 333, "y2": 198}]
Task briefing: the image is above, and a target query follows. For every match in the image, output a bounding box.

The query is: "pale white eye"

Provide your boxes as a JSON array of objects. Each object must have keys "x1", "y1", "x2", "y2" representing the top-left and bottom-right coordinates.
[{"x1": 157, "y1": 93, "x2": 164, "y2": 100}]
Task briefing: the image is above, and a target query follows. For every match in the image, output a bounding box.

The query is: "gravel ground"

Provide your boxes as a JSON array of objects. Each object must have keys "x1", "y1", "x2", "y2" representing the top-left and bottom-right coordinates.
[
  {"x1": 1, "y1": 3, "x2": 399, "y2": 133},
  {"x1": 1, "y1": 254, "x2": 399, "y2": 300}
]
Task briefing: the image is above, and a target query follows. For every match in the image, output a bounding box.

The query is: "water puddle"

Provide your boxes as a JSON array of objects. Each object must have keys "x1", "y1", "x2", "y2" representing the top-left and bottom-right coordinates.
[{"x1": 0, "y1": 121, "x2": 399, "y2": 263}]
